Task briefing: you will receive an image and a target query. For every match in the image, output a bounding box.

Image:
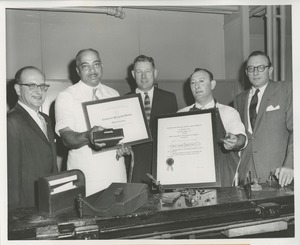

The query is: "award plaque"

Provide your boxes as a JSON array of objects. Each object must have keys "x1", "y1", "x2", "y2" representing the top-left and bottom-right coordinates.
[
  {"x1": 82, "y1": 94, "x2": 152, "y2": 151},
  {"x1": 153, "y1": 109, "x2": 221, "y2": 189}
]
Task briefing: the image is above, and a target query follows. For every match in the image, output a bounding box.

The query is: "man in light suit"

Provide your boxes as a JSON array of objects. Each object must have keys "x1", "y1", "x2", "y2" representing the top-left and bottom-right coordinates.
[
  {"x1": 130, "y1": 55, "x2": 178, "y2": 185},
  {"x1": 7, "y1": 66, "x2": 57, "y2": 210},
  {"x1": 234, "y1": 51, "x2": 293, "y2": 187}
]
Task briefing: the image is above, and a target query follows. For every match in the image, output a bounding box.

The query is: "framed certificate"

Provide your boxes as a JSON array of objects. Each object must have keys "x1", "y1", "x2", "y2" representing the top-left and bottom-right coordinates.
[
  {"x1": 82, "y1": 94, "x2": 152, "y2": 150},
  {"x1": 153, "y1": 109, "x2": 220, "y2": 189}
]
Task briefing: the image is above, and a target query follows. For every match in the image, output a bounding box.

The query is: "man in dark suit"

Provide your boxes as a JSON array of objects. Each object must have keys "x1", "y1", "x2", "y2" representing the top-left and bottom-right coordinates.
[
  {"x1": 234, "y1": 51, "x2": 293, "y2": 187},
  {"x1": 7, "y1": 66, "x2": 57, "y2": 210},
  {"x1": 130, "y1": 55, "x2": 178, "y2": 185}
]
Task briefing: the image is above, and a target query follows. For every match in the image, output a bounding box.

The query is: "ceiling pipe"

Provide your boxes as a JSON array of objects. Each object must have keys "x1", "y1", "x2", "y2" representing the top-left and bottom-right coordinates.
[
  {"x1": 17, "y1": 6, "x2": 126, "y2": 19},
  {"x1": 124, "y1": 6, "x2": 238, "y2": 15}
]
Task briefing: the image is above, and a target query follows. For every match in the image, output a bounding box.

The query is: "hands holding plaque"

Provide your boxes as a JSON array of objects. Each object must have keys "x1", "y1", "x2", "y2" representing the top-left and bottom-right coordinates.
[{"x1": 88, "y1": 125, "x2": 131, "y2": 158}]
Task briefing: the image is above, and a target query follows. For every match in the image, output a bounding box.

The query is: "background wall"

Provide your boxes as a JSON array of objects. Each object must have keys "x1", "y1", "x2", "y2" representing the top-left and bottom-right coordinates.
[
  {"x1": 6, "y1": 8, "x2": 226, "y2": 80},
  {"x1": 6, "y1": 8, "x2": 228, "y2": 110},
  {"x1": 6, "y1": 6, "x2": 292, "y2": 112}
]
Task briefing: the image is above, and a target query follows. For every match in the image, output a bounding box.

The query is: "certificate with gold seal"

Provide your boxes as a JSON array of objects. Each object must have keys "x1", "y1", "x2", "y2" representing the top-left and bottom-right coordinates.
[{"x1": 153, "y1": 109, "x2": 221, "y2": 189}]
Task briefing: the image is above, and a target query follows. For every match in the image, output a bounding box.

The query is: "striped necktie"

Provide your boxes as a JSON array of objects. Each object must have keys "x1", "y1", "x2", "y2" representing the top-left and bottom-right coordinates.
[
  {"x1": 37, "y1": 112, "x2": 48, "y2": 139},
  {"x1": 249, "y1": 89, "x2": 260, "y2": 130},
  {"x1": 144, "y1": 92, "x2": 151, "y2": 124},
  {"x1": 92, "y1": 88, "x2": 99, "y2": 100}
]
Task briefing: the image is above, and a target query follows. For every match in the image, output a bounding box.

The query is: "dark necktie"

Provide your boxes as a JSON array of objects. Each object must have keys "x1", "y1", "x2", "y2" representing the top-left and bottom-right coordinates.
[
  {"x1": 92, "y1": 88, "x2": 99, "y2": 100},
  {"x1": 144, "y1": 92, "x2": 151, "y2": 124},
  {"x1": 249, "y1": 89, "x2": 260, "y2": 130},
  {"x1": 189, "y1": 105, "x2": 202, "y2": 111}
]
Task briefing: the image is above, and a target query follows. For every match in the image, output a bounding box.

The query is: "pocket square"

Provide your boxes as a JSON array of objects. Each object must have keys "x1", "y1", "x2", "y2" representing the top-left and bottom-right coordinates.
[{"x1": 266, "y1": 105, "x2": 280, "y2": 111}]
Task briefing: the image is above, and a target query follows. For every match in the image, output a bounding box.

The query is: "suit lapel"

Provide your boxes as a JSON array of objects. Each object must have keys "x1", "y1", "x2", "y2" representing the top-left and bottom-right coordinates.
[
  {"x1": 151, "y1": 88, "x2": 158, "y2": 119},
  {"x1": 15, "y1": 104, "x2": 50, "y2": 144},
  {"x1": 242, "y1": 90, "x2": 250, "y2": 132},
  {"x1": 254, "y1": 81, "x2": 276, "y2": 132}
]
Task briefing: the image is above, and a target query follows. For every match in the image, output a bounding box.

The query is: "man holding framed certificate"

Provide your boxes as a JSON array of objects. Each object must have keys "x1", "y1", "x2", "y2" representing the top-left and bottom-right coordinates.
[
  {"x1": 177, "y1": 68, "x2": 247, "y2": 187},
  {"x1": 55, "y1": 49, "x2": 131, "y2": 196}
]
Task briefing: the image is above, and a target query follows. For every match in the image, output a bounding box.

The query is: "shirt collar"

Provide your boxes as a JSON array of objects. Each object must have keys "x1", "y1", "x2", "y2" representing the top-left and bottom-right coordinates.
[
  {"x1": 78, "y1": 80, "x2": 102, "y2": 95},
  {"x1": 136, "y1": 87, "x2": 154, "y2": 97},
  {"x1": 251, "y1": 82, "x2": 268, "y2": 96},
  {"x1": 18, "y1": 100, "x2": 39, "y2": 118},
  {"x1": 195, "y1": 99, "x2": 215, "y2": 110},
  {"x1": 79, "y1": 80, "x2": 101, "y2": 87}
]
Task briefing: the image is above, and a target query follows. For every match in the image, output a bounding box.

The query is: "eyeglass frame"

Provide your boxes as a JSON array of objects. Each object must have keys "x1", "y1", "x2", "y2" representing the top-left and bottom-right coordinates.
[
  {"x1": 18, "y1": 83, "x2": 50, "y2": 92},
  {"x1": 80, "y1": 61, "x2": 102, "y2": 71},
  {"x1": 245, "y1": 65, "x2": 270, "y2": 73}
]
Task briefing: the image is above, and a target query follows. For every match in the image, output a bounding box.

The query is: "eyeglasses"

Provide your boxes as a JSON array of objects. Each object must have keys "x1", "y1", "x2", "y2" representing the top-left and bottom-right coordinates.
[
  {"x1": 18, "y1": 83, "x2": 50, "y2": 92},
  {"x1": 80, "y1": 62, "x2": 102, "y2": 71},
  {"x1": 245, "y1": 65, "x2": 269, "y2": 73}
]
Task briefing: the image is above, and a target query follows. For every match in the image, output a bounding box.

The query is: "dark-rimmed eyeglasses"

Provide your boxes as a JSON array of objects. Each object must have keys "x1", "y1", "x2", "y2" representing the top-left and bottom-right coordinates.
[
  {"x1": 245, "y1": 65, "x2": 269, "y2": 73},
  {"x1": 18, "y1": 83, "x2": 50, "y2": 92}
]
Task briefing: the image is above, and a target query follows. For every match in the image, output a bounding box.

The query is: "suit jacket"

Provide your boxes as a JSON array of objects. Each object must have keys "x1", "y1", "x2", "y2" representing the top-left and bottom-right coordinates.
[
  {"x1": 130, "y1": 87, "x2": 178, "y2": 184},
  {"x1": 7, "y1": 103, "x2": 57, "y2": 210},
  {"x1": 234, "y1": 81, "x2": 293, "y2": 183}
]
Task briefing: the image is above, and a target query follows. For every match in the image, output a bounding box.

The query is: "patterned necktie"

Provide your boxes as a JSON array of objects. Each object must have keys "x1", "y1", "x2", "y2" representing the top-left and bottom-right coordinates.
[
  {"x1": 92, "y1": 88, "x2": 99, "y2": 100},
  {"x1": 249, "y1": 89, "x2": 260, "y2": 130},
  {"x1": 144, "y1": 92, "x2": 151, "y2": 124},
  {"x1": 37, "y1": 112, "x2": 48, "y2": 139}
]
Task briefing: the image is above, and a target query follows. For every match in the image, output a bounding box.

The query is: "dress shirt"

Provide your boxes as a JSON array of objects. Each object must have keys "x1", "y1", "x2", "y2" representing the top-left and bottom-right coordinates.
[
  {"x1": 55, "y1": 81, "x2": 126, "y2": 196},
  {"x1": 178, "y1": 99, "x2": 247, "y2": 137}
]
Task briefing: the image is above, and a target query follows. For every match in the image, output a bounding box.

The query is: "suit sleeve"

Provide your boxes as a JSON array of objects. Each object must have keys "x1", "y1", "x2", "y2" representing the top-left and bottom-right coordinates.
[
  {"x1": 7, "y1": 117, "x2": 24, "y2": 209},
  {"x1": 283, "y1": 82, "x2": 293, "y2": 168}
]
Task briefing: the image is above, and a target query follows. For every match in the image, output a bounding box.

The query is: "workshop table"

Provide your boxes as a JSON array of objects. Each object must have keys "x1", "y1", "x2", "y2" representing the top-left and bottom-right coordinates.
[{"x1": 8, "y1": 183, "x2": 294, "y2": 240}]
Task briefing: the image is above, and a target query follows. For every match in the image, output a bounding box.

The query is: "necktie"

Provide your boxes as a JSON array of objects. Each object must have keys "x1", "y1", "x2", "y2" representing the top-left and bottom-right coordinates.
[
  {"x1": 189, "y1": 105, "x2": 202, "y2": 111},
  {"x1": 144, "y1": 92, "x2": 151, "y2": 124},
  {"x1": 37, "y1": 112, "x2": 48, "y2": 139},
  {"x1": 92, "y1": 88, "x2": 99, "y2": 100},
  {"x1": 249, "y1": 89, "x2": 260, "y2": 130}
]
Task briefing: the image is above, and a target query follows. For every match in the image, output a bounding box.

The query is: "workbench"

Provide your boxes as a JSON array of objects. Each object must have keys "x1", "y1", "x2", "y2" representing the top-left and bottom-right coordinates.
[{"x1": 8, "y1": 183, "x2": 294, "y2": 240}]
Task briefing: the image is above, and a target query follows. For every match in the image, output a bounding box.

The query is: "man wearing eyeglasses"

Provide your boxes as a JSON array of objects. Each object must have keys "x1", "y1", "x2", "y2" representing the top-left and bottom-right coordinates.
[
  {"x1": 55, "y1": 49, "x2": 130, "y2": 196},
  {"x1": 7, "y1": 66, "x2": 57, "y2": 209},
  {"x1": 234, "y1": 50, "x2": 293, "y2": 187}
]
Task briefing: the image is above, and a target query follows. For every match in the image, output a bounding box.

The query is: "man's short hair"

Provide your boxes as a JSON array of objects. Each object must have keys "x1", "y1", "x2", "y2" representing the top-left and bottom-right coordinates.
[
  {"x1": 75, "y1": 48, "x2": 101, "y2": 67},
  {"x1": 247, "y1": 50, "x2": 272, "y2": 67},
  {"x1": 191, "y1": 68, "x2": 214, "y2": 81},
  {"x1": 133, "y1": 55, "x2": 155, "y2": 68},
  {"x1": 15, "y1": 66, "x2": 45, "y2": 84}
]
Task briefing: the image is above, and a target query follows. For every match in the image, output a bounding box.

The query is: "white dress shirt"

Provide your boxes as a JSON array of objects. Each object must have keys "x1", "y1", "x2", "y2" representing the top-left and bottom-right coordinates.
[
  {"x1": 55, "y1": 81, "x2": 126, "y2": 196},
  {"x1": 178, "y1": 99, "x2": 247, "y2": 137}
]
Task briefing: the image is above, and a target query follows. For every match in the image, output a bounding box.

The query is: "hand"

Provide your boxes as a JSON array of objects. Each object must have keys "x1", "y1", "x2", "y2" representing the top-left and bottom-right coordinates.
[
  {"x1": 116, "y1": 144, "x2": 132, "y2": 160},
  {"x1": 222, "y1": 132, "x2": 238, "y2": 150},
  {"x1": 89, "y1": 126, "x2": 106, "y2": 150},
  {"x1": 274, "y1": 167, "x2": 294, "y2": 187}
]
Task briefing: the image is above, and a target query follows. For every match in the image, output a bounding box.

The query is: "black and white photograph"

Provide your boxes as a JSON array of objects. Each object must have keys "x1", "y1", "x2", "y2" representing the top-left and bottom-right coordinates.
[{"x1": 1, "y1": 1, "x2": 299, "y2": 245}]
